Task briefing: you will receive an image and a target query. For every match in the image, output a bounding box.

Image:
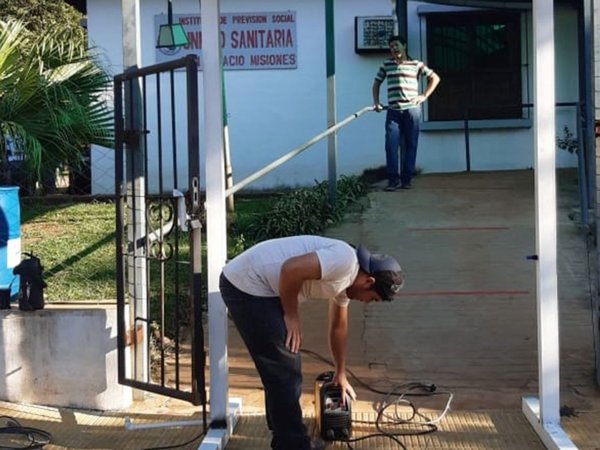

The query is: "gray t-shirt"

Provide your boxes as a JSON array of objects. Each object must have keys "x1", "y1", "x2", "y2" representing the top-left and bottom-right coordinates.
[{"x1": 222, "y1": 235, "x2": 358, "y2": 307}]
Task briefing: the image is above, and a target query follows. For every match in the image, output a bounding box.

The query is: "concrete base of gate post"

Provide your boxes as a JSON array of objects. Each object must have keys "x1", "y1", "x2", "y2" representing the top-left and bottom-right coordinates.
[{"x1": 198, "y1": 398, "x2": 242, "y2": 450}]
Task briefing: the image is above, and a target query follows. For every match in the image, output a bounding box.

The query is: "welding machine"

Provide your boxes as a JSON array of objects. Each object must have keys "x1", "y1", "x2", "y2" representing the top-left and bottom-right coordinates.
[{"x1": 314, "y1": 371, "x2": 352, "y2": 441}]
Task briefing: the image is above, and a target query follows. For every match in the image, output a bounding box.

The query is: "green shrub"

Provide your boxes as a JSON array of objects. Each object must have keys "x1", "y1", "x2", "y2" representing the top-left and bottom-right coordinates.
[{"x1": 229, "y1": 175, "x2": 368, "y2": 253}]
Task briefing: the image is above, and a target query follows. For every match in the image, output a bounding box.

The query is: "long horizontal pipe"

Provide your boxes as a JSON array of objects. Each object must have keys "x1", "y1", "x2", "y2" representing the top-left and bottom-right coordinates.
[
  {"x1": 226, "y1": 105, "x2": 375, "y2": 196},
  {"x1": 124, "y1": 416, "x2": 204, "y2": 431}
]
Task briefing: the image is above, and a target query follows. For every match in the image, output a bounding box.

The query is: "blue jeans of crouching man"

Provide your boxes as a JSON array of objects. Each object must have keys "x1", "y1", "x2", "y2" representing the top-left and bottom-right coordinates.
[
  {"x1": 385, "y1": 107, "x2": 421, "y2": 187},
  {"x1": 219, "y1": 273, "x2": 311, "y2": 450}
]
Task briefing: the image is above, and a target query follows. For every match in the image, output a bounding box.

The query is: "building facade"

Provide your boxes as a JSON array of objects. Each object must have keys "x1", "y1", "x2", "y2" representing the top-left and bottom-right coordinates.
[{"x1": 87, "y1": 0, "x2": 580, "y2": 194}]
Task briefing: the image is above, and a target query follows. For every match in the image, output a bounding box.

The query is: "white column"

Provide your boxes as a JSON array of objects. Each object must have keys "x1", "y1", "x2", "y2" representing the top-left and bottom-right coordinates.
[
  {"x1": 522, "y1": 1, "x2": 577, "y2": 447},
  {"x1": 533, "y1": 0, "x2": 559, "y2": 424},
  {"x1": 121, "y1": 0, "x2": 148, "y2": 399},
  {"x1": 203, "y1": 0, "x2": 229, "y2": 426}
]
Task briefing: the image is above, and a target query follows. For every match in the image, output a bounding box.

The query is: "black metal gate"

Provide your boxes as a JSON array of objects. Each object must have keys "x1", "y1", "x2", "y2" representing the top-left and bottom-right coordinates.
[{"x1": 114, "y1": 55, "x2": 206, "y2": 412}]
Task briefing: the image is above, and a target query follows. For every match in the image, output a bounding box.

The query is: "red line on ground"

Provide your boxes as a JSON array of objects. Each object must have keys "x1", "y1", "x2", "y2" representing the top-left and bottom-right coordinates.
[
  {"x1": 407, "y1": 227, "x2": 510, "y2": 231},
  {"x1": 398, "y1": 290, "x2": 529, "y2": 297}
]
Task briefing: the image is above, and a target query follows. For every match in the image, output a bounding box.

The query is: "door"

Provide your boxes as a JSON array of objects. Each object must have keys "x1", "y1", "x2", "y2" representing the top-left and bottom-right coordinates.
[{"x1": 114, "y1": 55, "x2": 206, "y2": 408}]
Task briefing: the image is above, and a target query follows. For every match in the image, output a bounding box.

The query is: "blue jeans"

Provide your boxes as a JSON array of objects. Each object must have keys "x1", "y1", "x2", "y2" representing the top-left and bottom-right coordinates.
[
  {"x1": 385, "y1": 107, "x2": 421, "y2": 187},
  {"x1": 219, "y1": 274, "x2": 310, "y2": 450}
]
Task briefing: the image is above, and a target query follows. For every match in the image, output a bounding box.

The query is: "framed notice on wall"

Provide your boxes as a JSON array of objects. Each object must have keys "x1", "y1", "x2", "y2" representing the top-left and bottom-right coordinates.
[
  {"x1": 354, "y1": 16, "x2": 395, "y2": 54},
  {"x1": 154, "y1": 11, "x2": 298, "y2": 70}
]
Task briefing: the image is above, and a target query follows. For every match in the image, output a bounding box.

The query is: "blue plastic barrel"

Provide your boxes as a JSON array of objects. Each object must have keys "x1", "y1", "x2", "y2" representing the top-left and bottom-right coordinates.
[{"x1": 0, "y1": 187, "x2": 20, "y2": 299}]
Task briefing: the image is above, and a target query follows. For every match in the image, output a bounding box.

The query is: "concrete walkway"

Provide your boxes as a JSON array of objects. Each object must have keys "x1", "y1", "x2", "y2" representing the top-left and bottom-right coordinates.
[
  {"x1": 224, "y1": 169, "x2": 600, "y2": 449},
  {"x1": 0, "y1": 169, "x2": 596, "y2": 450}
]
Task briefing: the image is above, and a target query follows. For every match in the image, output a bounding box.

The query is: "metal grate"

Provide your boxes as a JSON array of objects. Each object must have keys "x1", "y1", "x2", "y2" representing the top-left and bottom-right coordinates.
[{"x1": 114, "y1": 56, "x2": 206, "y2": 413}]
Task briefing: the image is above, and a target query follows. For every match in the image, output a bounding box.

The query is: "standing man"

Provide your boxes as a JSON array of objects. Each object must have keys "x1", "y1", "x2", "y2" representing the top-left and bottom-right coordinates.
[
  {"x1": 373, "y1": 35, "x2": 440, "y2": 191},
  {"x1": 219, "y1": 235, "x2": 403, "y2": 450}
]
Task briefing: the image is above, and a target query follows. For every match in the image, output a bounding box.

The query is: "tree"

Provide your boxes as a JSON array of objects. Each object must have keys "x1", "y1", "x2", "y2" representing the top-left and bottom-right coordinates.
[
  {"x1": 0, "y1": 0, "x2": 85, "y2": 46},
  {"x1": 0, "y1": 18, "x2": 112, "y2": 190}
]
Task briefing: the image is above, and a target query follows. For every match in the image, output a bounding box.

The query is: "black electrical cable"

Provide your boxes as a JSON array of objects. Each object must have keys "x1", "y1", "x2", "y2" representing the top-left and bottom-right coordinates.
[
  {"x1": 300, "y1": 348, "x2": 453, "y2": 450},
  {"x1": 301, "y1": 348, "x2": 438, "y2": 397},
  {"x1": 0, "y1": 413, "x2": 208, "y2": 450},
  {"x1": 0, "y1": 416, "x2": 51, "y2": 450},
  {"x1": 140, "y1": 429, "x2": 207, "y2": 450}
]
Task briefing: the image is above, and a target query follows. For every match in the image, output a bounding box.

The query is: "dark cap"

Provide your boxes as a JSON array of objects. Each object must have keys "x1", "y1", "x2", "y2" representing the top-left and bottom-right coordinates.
[{"x1": 356, "y1": 245, "x2": 404, "y2": 301}]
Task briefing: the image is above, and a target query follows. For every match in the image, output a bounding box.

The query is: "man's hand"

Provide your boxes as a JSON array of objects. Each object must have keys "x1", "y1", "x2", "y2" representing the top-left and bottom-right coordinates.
[
  {"x1": 373, "y1": 103, "x2": 384, "y2": 112},
  {"x1": 284, "y1": 313, "x2": 302, "y2": 353},
  {"x1": 332, "y1": 371, "x2": 356, "y2": 405},
  {"x1": 410, "y1": 94, "x2": 427, "y2": 106}
]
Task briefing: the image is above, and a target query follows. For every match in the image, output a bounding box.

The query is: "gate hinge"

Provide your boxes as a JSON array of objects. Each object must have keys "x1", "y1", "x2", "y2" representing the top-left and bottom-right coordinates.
[{"x1": 123, "y1": 129, "x2": 149, "y2": 147}]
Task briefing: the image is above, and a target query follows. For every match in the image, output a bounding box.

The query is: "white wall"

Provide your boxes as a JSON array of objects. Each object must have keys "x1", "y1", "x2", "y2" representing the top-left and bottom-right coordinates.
[
  {"x1": 0, "y1": 306, "x2": 132, "y2": 410},
  {"x1": 87, "y1": 0, "x2": 579, "y2": 194}
]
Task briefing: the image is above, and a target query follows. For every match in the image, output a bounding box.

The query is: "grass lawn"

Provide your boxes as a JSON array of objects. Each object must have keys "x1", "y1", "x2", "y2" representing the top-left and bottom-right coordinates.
[
  {"x1": 18, "y1": 175, "x2": 371, "y2": 302},
  {"x1": 21, "y1": 200, "x2": 117, "y2": 301},
  {"x1": 19, "y1": 195, "x2": 275, "y2": 302}
]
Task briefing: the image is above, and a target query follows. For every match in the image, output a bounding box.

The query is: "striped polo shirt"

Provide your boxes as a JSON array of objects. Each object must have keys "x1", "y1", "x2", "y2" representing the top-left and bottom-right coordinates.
[{"x1": 375, "y1": 58, "x2": 435, "y2": 110}]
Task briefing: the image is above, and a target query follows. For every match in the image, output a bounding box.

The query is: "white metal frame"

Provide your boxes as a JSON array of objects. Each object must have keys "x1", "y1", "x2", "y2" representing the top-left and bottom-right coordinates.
[
  {"x1": 200, "y1": 1, "x2": 241, "y2": 449},
  {"x1": 112, "y1": 0, "x2": 580, "y2": 448},
  {"x1": 121, "y1": 0, "x2": 149, "y2": 402},
  {"x1": 522, "y1": 1, "x2": 577, "y2": 448}
]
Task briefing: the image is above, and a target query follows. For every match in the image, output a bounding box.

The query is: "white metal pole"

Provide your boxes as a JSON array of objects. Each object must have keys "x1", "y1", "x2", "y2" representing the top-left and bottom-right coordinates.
[
  {"x1": 227, "y1": 106, "x2": 374, "y2": 196},
  {"x1": 121, "y1": 0, "x2": 148, "y2": 400},
  {"x1": 203, "y1": 0, "x2": 229, "y2": 425},
  {"x1": 522, "y1": 1, "x2": 577, "y2": 448},
  {"x1": 532, "y1": 0, "x2": 559, "y2": 425}
]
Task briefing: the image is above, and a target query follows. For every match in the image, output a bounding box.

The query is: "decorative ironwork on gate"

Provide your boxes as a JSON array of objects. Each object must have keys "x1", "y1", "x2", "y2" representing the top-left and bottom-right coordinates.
[{"x1": 114, "y1": 56, "x2": 206, "y2": 413}]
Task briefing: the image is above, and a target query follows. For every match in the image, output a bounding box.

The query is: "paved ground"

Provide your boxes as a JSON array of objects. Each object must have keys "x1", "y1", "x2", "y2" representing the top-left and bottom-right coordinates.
[
  {"x1": 0, "y1": 169, "x2": 597, "y2": 450},
  {"x1": 227, "y1": 169, "x2": 599, "y2": 409},
  {"x1": 224, "y1": 169, "x2": 600, "y2": 449}
]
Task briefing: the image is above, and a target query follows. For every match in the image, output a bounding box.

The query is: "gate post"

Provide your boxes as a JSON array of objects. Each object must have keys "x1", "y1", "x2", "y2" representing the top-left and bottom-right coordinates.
[
  {"x1": 522, "y1": 1, "x2": 577, "y2": 448},
  {"x1": 203, "y1": 0, "x2": 232, "y2": 429},
  {"x1": 121, "y1": 0, "x2": 148, "y2": 396}
]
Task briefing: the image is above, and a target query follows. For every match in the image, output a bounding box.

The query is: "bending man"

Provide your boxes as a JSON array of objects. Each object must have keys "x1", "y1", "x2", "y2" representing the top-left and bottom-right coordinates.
[{"x1": 220, "y1": 235, "x2": 404, "y2": 450}]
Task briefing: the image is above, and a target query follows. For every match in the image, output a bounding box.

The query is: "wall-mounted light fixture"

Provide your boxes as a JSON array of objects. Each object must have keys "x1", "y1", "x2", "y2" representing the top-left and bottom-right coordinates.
[{"x1": 156, "y1": 0, "x2": 189, "y2": 49}]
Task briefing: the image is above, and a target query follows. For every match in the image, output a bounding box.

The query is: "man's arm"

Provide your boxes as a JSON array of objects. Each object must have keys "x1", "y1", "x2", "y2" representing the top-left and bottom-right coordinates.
[
  {"x1": 412, "y1": 71, "x2": 441, "y2": 105},
  {"x1": 372, "y1": 79, "x2": 383, "y2": 112},
  {"x1": 423, "y1": 72, "x2": 441, "y2": 99},
  {"x1": 279, "y1": 252, "x2": 321, "y2": 353},
  {"x1": 329, "y1": 300, "x2": 357, "y2": 402}
]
